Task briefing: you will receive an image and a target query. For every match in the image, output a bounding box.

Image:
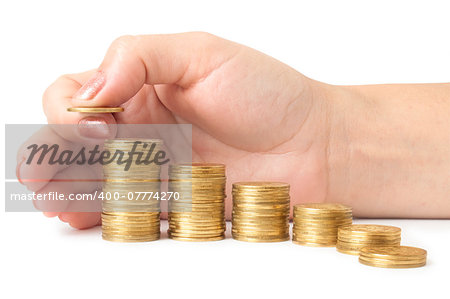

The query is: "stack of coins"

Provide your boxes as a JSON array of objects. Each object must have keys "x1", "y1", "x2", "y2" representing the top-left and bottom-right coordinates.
[
  {"x1": 101, "y1": 138, "x2": 163, "y2": 242},
  {"x1": 101, "y1": 212, "x2": 160, "y2": 242},
  {"x1": 292, "y1": 203, "x2": 353, "y2": 247},
  {"x1": 337, "y1": 224, "x2": 401, "y2": 255},
  {"x1": 168, "y1": 163, "x2": 226, "y2": 241},
  {"x1": 359, "y1": 246, "x2": 427, "y2": 268},
  {"x1": 232, "y1": 182, "x2": 290, "y2": 242}
]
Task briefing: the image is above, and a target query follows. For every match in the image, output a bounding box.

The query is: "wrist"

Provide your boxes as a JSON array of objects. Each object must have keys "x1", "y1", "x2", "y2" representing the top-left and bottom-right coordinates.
[
  {"x1": 324, "y1": 83, "x2": 450, "y2": 218},
  {"x1": 319, "y1": 84, "x2": 355, "y2": 208}
]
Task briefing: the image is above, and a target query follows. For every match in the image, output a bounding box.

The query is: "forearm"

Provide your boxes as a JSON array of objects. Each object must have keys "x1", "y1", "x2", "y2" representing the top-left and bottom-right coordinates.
[{"x1": 326, "y1": 83, "x2": 450, "y2": 218}]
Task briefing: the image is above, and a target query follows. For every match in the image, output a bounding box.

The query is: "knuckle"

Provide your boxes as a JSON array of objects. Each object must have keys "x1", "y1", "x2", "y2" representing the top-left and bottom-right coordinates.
[
  {"x1": 109, "y1": 35, "x2": 138, "y2": 53},
  {"x1": 191, "y1": 31, "x2": 217, "y2": 42},
  {"x1": 42, "y1": 74, "x2": 67, "y2": 104},
  {"x1": 190, "y1": 32, "x2": 222, "y2": 51}
]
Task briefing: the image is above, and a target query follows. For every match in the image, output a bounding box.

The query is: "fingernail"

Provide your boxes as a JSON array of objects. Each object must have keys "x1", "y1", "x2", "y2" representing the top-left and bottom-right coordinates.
[
  {"x1": 78, "y1": 117, "x2": 110, "y2": 139},
  {"x1": 16, "y1": 157, "x2": 25, "y2": 184},
  {"x1": 73, "y1": 71, "x2": 106, "y2": 100}
]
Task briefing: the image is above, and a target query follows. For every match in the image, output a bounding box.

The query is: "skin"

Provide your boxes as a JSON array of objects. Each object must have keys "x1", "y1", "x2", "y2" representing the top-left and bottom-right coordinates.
[{"x1": 17, "y1": 32, "x2": 450, "y2": 229}]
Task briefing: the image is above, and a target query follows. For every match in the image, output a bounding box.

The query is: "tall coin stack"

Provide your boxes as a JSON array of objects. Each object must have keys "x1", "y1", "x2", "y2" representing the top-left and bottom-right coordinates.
[
  {"x1": 359, "y1": 245, "x2": 427, "y2": 268},
  {"x1": 102, "y1": 138, "x2": 163, "y2": 242},
  {"x1": 232, "y1": 182, "x2": 290, "y2": 242},
  {"x1": 292, "y1": 203, "x2": 353, "y2": 247},
  {"x1": 337, "y1": 224, "x2": 401, "y2": 255},
  {"x1": 168, "y1": 163, "x2": 226, "y2": 241}
]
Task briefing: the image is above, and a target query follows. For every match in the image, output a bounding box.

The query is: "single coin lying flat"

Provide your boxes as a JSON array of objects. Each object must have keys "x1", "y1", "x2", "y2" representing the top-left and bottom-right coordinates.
[
  {"x1": 67, "y1": 107, "x2": 124, "y2": 113},
  {"x1": 359, "y1": 245, "x2": 427, "y2": 268}
]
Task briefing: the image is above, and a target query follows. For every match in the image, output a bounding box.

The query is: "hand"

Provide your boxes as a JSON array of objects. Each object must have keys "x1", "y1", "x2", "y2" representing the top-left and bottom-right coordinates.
[
  {"x1": 23, "y1": 32, "x2": 331, "y2": 228},
  {"x1": 19, "y1": 32, "x2": 450, "y2": 228}
]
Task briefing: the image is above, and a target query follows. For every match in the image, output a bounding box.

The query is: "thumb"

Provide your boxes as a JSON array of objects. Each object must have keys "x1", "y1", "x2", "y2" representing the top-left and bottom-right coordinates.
[{"x1": 70, "y1": 32, "x2": 238, "y2": 108}]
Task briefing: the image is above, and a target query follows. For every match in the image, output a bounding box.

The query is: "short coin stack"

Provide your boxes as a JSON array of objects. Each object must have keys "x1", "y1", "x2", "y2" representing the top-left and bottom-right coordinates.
[
  {"x1": 102, "y1": 138, "x2": 163, "y2": 242},
  {"x1": 337, "y1": 224, "x2": 401, "y2": 255},
  {"x1": 359, "y1": 245, "x2": 427, "y2": 268},
  {"x1": 232, "y1": 182, "x2": 290, "y2": 242},
  {"x1": 168, "y1": 163, "x2": 226, "y2": 241},
  {"x1": 292, "y1": 203, "x2": 352, "y2": 247}
]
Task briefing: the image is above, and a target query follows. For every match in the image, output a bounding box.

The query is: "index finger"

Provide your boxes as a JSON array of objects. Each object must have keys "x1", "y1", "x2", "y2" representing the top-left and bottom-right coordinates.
[{"x1": 70, "y1": 32, "x2": 240, "y2": 108}]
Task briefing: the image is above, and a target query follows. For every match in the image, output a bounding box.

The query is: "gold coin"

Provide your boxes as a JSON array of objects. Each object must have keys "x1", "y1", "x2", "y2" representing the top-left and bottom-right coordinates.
[
  {"x1": 360, "y1": 246, "x2": 427, "y2": 260},
  {"x1": 294, "y1": 230, "x2": 339, "y2": 236},
  {"x1": 337, "y1": 236, "x2": 401, "y2": 243},
  {"x1": 168, "y1": 215, "x2": 225, "y2": 221},
  {"x1": 294, "y1": 213, "x2": 352, "y2": 219},
  {"x1": 295, "y1": 219, "x2": 352, "y2": 225},
  {"x1": 104, "y1": 138, "x2": 162, "y2": 143},
  {"x1": 359, "y1": 258, "x2": 426, "y2": 269},
  {"x1": 102, "y1": 233, "x2": 160, "y2": 242},
  {"x1": 167, "y1": 229, "x2": 224, "y2": 235},
  {"x1": 358, "y1": 247, "x2": 427, "y2": 269},
  {"x1": 293, "y1": 238, "x2": 338, "y2": 245},
  {"x1": 294, "y1": 203, "x2": 351, "y2": 212},
  {"x1": 293, "y1": 239, "x2": 336, "y2": 247},
  {"x1": 359, "y1": 255, "x2": 426, "y2": 265},
  {"x1": 233, "y1": 181, "x2": 290, "y2": 190},
  {"x1": 339, "y1": 224, "x2": 401, "y2": 235},
  {"x1": 232, "y1": 229, "x2": 289, "y2": 235},
  {"x1": 232, "y1": 226, "x2": 288, "y2": 233},
  {"x1": 293, "y1": 234, "x2": 338, "y2": 240},
  {"x1": 336, "y1": 240, "x2": 401, "y2": 255},
  {"x1": 101, "y1": 215, "x2": 160, "y2": 221},
  {"x1": 169, "y1": 226, "x2": 226, "y2": 232},
  {"x1": 232, "y1": 233, "x2": 290, "y2": 243},
  {"x1": 168, "y1": 235, "x2": 225, "y2": 242},
  {"x1": 68, "y1": 106, "x2": 124, "y2": 113}
]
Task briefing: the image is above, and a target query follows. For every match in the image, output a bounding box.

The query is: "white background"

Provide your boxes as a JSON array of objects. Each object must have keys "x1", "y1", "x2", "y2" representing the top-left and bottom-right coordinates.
[{"x1": 1, "y1": 0, "x2": 449, "y2": 298}]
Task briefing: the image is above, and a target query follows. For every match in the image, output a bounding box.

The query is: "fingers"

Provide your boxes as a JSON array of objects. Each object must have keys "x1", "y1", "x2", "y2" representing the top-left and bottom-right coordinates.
[
  {"x1": 42, "y1": 70, "x2": 117, "y2": 142},
  {"x1": 17, "y1": 126, "x2": 76, "y2": 191},
  {"x1": 70, "y1": 32, "x2": 240, "y2": 108},
  {"x1": 17, "y1": 125, "x2": 103, "y2": 192},
  {"x1": 32, "y1": 163, "x2": 101, "y2": 213},
  {"x1": 44, "y1": 32, "x2": 239, "y2": 131},
  {"x1": 58, "y1": 212, "x2": 101, "y2": 229},
  {"x1": 44, "y1": 70, "x2": 114, "y2": 125},
  {"x1": 33, "y1": 165, "x2": 102, "y2": 229}
]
